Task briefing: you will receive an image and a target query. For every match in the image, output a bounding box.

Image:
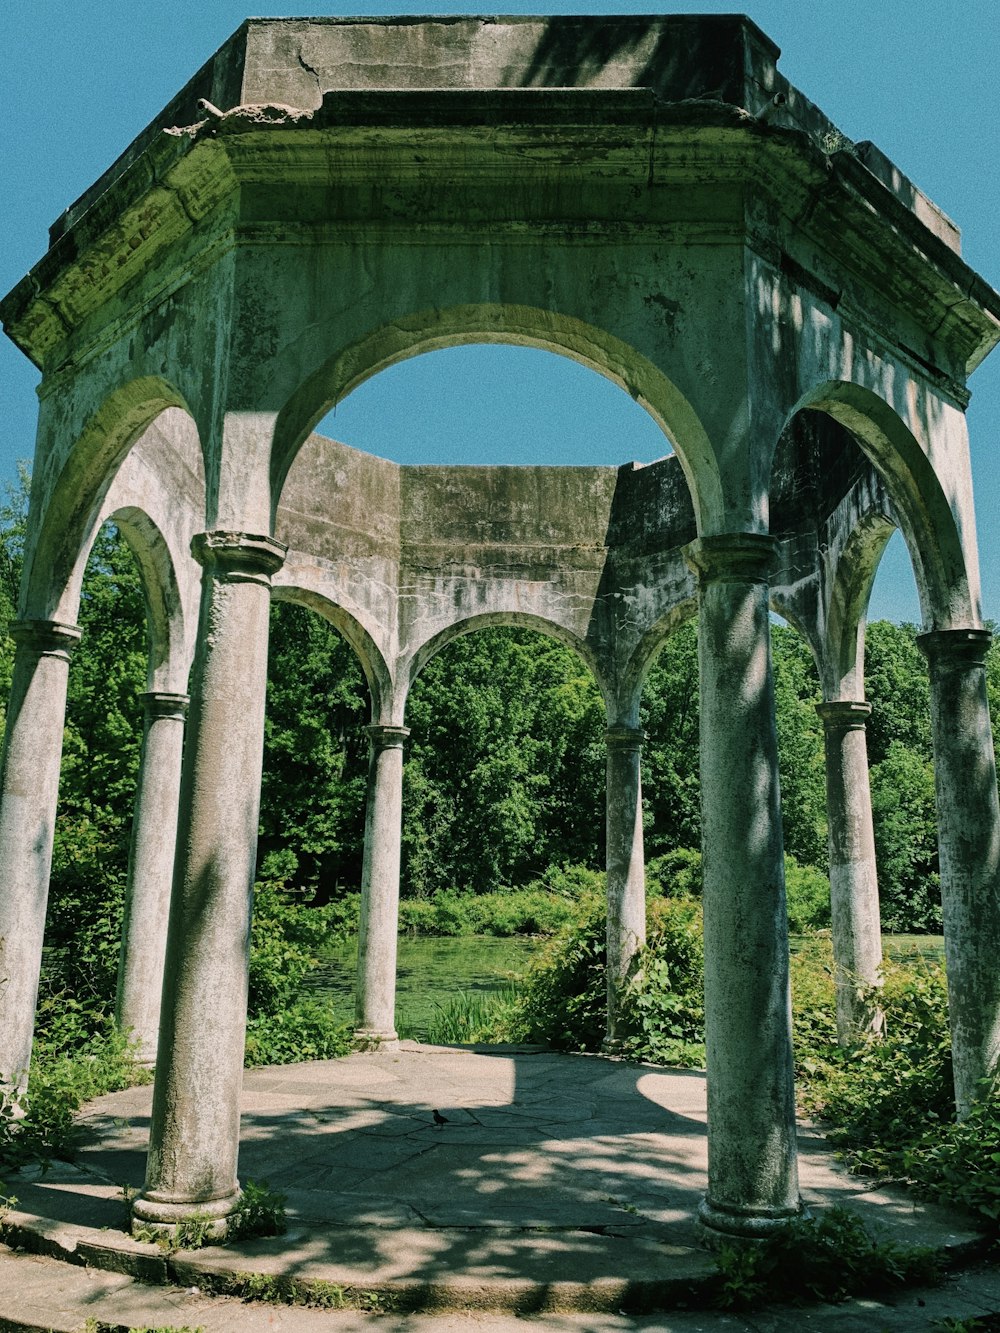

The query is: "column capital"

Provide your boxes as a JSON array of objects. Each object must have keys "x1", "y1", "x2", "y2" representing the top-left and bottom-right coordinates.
[
  {"x1": 367, "y1": 724, "x2": 410, "y2": 751},
  {"x1": 9, "y1": 618, "x2": 82, "y2": 660},
  {"x1": 191, "y1": 532, "x2": 286, "y2": 585},
  {"x1": 816, "y1": 700, "x2": 872, "y2": 731},
  {"x1": 605, "y1": 724, "x2": 644, "y2": 753},
  {"x1": 917, "y1": 627, "x2": 992, "y2": 672},
  {"x1": 685, "y1": 533, "x2": 778, "y2": 585},
  {"x1": 140, "y1": 691, "x2": 190, "y2": 722}
]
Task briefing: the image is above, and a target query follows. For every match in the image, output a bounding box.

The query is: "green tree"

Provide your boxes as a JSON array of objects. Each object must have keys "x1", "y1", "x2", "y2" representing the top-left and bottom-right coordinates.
[
  {"x1": 863, "y1": 620, "x2": 932, "y2": 766},
  {"x1": 259, "y1": 602, "x2": 369, "y2": 895},
  {"x1": 771, "y1": 624, "x2": 827, "y2": 869},
  {"x1": 640, "y1": 620, "x2": 701, "y2": 858},
  {"x1": 402, "y1": 628, "x2": 606, "y2": 894},
  {"x1": 863, "y1": 621, "x2": 940, "y2": 931},
  {"x1": 870, "y1": 740, "x2": 941, "y2": 932},
  {"x1": 45, "y1": 520, "x2": 148, "y2": 1007}
]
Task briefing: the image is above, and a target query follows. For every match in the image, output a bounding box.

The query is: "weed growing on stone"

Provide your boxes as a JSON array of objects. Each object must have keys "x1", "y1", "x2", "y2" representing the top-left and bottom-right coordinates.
[
  {"x1": 231, "y1": 1271, "x2": 347, "y2": 1307},
  {"x1": 712, "y1": 1205, "x2": 941, "y2": 1310},
  {"x1": 127, "y1": 1178, "x2": 285, "y2": 1252},
  {"x1": 83, "y1": 1323, "x2": 206, "y2": 1333},
  {"x1": 933, "y1": 1319, "x2": 1000, "y2": 1332},
  {"x1": 130, "y1": 1210, "x2": 214, "y2": 1253},
  {"x1": 226, "y1": 1178, "x2": 287, "y2": 1240}
]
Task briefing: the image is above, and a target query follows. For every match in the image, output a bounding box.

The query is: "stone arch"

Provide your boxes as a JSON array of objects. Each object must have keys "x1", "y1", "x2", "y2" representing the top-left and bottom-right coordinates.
[
  {"x1": 767, "y1": 596, "x2": 827, "y2": 682},
  {"x1": 268, "y1": 304, "x2": 720, "y2": 534},
  {"x1": 618, "y1": 598, "x2": 698, "y2": 721},
  {"x1": 270, "y1": 584, "x2": 393, "y2": 724},
  {"x1": 781, "y1": 383, "x2": 976, "y2": 631},
  {"x1": 822, "y1": 510, "x2": 898, "y2": 701},
  {"x1": 22, "y1": 379, "x2": 201, "y2": 624},
  {"x1": 98, "y1": 506, "x2": 190, "y2": 696},
  {"x1": 405, "y1": 610, "x2": 613, "y2": 720}
]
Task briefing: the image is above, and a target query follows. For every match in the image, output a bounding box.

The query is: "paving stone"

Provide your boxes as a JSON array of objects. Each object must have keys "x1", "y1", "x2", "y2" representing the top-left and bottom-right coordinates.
[{"x1": 0, "y1": 1049, "x2": 994, "y2": 1329}]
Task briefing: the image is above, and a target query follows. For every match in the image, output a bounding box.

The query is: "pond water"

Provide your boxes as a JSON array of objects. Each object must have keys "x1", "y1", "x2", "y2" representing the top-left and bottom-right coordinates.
[
  {"x1": 305, "y1": 930, "x2": 945, "y2": 1043},
  {"x1": 884, "y1": 933, "x2": 945, "y2": 962},
  {"x1": 307, "y1": 935, "x2": 540, "y2": 1040}
]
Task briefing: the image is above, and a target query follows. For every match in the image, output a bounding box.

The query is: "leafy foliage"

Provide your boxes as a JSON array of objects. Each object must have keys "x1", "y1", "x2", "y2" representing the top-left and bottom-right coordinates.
[
  {"x1": 261, "y1": 603, "x2": 369, "y2": 893},
  {"x1": 713, "y1": 1205, "x2": 940, "y2": 1309},
  {"x1": 640, "y1": 621, "x2": 701, "y2": 856},
  {"x1": 227, "y1": 1178, "x2": 288, "y2": 1241},
  {"x1": 244, "y1": 875, "x2": 354, "y2": 1066},
  {"x1": 619, "y1": 897, "x2": 705, "y2": 1065},
  {"x1": 871, "y1": 741, "x2": 941, "y2": 931},
  {"x1": 403, "y1": 628, "x2": 606, "y2": 895},
  {"x1": 0, "y1": 1007, "x2": 146, "y2": 1173},
  {"x1": 501, "y1": 886, "x2": 706, "y2": 1063},
  {"x1": 771, "y1": 624, "x2": 828, "y2": 869}
]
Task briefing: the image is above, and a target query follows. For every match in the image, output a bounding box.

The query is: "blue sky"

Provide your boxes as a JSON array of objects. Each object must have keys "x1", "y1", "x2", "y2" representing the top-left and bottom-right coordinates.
[{"x1": 3, "y1": 2, "x2": 998, "y2": 623}]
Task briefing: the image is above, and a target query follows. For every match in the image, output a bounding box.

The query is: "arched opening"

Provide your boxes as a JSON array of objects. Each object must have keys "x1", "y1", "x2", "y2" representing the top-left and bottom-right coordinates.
[
  {"x1": 407, "y1": 621, "x2": 607, "y2": 897},
  {"x1": 270, "y1": 305, "x2": 717, "y2": 531},
  {"x1": 22, "y1": 386, "x2": 203, "y2": 624},
  {"x1": 245, "y1": 594, "x2": 374, "y2": 1067},
  {"x1": 315, "y1": 344, "x2": 672, "y2": 468},
  {"x1": 397, "y1": 620, "x2": 608, "y2": 1042},
  {"x1": 38, "y1": 507, "x2": 187, "y2": 1066},
  {"x1": 779, "y1": 383, "x2": 978, "y2": 632},
  {"x1": 768, "y1": 401, "x2": 947, "y2": 941}
]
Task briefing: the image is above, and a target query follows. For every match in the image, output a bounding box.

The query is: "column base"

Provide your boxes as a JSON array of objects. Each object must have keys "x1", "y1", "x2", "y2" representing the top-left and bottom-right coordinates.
[
  {"x1": 131, "y1": 1189, "x2": 239, "y2": 1241},
  {"x1": 600, "y1": 1034, "x2": 626, "y2": 1056},
  {"x1": 697, "y1": 1194, "x2": 806, "y2": 1245},
  {"x1": 354, "y1": 1026, "x2": 400, "y2": 1049}
]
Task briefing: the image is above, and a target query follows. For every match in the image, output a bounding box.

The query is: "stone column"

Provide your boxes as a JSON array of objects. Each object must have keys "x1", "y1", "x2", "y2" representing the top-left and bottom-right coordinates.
[
  {"x1": 132, "y1": 532, "x2": 284, "y2": 1237},
  {"x1": 603, "y1": 725, "x2": 646, "y2": 1053},
  {"x1": 918, "y1": 628, "x2": 1000, "y2": 1118},
  {"x1": 816, "y1": 701, "x2": 884, "y2": 1043},
  {"x1": 355, "y1": 724, "x2": 409, "y2": 1044},
  {"x1": 686, "y1": 534, "x2": 801, "y2": 1239},
  {"x1": 0, "y1": 619, "x2": 81, "y2": 1108},
  {"x1": 115, "y1": 691, "x2": 190, "y2": 1066}
]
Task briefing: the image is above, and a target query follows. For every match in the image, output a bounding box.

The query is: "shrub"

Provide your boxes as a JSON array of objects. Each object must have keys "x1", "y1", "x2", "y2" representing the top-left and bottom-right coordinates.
[
  {"x1": 805, "y1": 956, "x2": 954, "y2": 1167},
  {"x1": 244, "y1": 998, "x2": 353, "y2": 1068},
  {"x1": 462, "y1": 886, "x2": 578, "y2": 937},
  {"x1": 507, "y1": 894, "x2": 705, "y2": 1063},
  {"x1": 787, "y1": 944, "x2": 1000, "y2": 1225},
  {"x1": 0, "y1": 1006, "x2": 146, "y2": 1172},
  {"x1": 645, "y1": 847, "x2": 702, "y2": 899},
  {"x1": 619, "y1": 897, "x2": 705, "y2": 1065},
  {"x1": 789, "y1": 934, "x2": 839, "y2": 1059},
  {"x1": 529, "y1": 863, "x2": 606, "y2": 900},
  {"x1": 714, "y1": 1205, "x2": 940, "y2": 1309},
  {"x1": 901, "y1": 1092, "x2": 1000, "y2": 1225},
  {"x1": 783, "y1": 855, "x2": 831, "y2": 933},
  {"x1": 248, "y1": 878, "x2": 350, "y2": 1017},
  {"x1": 397, "y1": 880, "x2": 582, "y2": 938},
  {"x1": 514, "y1": 895, "x2": 608, "y2": 1050}
]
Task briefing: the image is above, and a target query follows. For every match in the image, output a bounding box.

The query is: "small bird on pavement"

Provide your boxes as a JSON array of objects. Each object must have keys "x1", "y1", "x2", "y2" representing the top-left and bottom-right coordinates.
[{"x1": 432, "y1": 1109, "x2": 449, "y2": 1127}]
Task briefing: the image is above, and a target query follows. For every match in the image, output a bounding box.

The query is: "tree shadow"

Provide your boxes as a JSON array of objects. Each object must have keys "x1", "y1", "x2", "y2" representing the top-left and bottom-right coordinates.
[{"x1": 8, "y1": 1048, "x2": 976, "y2": 1313}]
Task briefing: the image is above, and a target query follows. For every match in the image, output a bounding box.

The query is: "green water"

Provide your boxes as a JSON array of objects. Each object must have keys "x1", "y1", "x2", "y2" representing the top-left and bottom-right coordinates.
[
  {"x1": 308, "y1": 935, "x2": 539, "y2": 1039},
  {"x1": 884, "y1": 933, "x2": 945, "y2": 962},
  {"x1": 307, "y1": 930, "x2": 945, "y2": 1043}
]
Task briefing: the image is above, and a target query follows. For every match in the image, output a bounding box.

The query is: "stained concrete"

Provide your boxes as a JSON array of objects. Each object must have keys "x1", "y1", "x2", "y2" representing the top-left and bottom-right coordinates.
[{"x1": 0, "y1": 1047, "x2": 988, "y2": 1321}]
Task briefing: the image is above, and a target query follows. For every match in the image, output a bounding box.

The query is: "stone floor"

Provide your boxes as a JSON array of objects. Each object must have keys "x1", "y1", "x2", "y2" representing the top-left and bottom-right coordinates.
[{"x1": 0, "y1": 1043, "x2": 996, "y2": 1330}]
